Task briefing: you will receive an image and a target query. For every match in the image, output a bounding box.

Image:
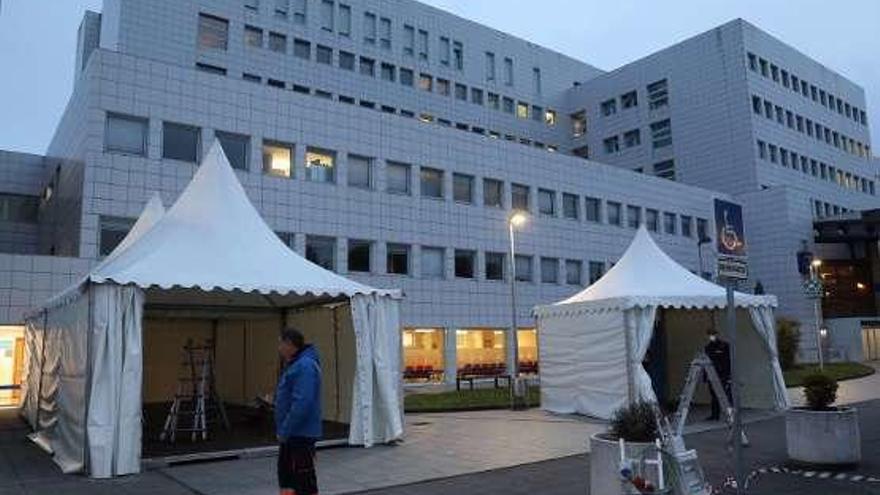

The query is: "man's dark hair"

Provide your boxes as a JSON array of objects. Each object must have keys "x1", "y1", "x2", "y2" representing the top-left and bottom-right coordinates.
[{"x1": 281, "y1": 327, "x2": 305, "y2": 348}]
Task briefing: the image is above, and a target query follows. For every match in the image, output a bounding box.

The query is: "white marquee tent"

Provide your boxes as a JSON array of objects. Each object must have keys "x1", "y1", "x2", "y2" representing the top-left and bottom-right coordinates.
[
  {"x1": 20, "y1": 142, "x2": 404, "y2": 478},
  {"x1": 533, "y1": 226, "x2": 789, "y2": 420}
]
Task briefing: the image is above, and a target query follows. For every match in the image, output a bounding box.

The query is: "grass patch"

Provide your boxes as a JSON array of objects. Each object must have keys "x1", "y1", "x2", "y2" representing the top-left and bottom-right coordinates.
[
  {"x1": 404, "y1": 387, "x2": 541, "y2": 413},
  {"x1": 783, "y1": 362, "x2": 875, "y2": 388}
]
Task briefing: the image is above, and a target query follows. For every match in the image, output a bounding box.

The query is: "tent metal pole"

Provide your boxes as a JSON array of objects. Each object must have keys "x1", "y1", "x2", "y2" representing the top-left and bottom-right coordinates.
[
  {"x1": 332, "y1": 307, "x2": 341, "y2": 422},
  {"x1": 623, "y1": 310, "x2": 635, "y2": 405},
  {"x1": 34, "y1": 310, "x2": 49, "y2": 433},
  {"x1": 83, "y1": 283, "x2": 94, "y2": 474}
]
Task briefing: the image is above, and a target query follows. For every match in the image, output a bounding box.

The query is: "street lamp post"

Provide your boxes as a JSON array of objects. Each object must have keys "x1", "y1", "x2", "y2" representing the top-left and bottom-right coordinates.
[
  {"x1": 810, "y1": 259, "x2": 825, "y2": 370},
  {"x1": 508, "y1": 211, "x2": 528, "y2": 409}
]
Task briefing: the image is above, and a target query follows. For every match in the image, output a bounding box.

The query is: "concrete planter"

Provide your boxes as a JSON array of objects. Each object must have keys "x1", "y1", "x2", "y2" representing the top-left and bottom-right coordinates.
[
  {"x1": 590, "y1": 432, "x2": 662, "y2": 495},
  {"x1": 785, "y1": 407, "x2": 861, "y2": 465}
]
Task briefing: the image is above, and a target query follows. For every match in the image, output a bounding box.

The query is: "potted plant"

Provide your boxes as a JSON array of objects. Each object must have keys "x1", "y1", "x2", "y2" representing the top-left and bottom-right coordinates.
[
  {"x1": 785, "y1": 372, "x2": 861, "y2": 465},
  {"x1": 590, "y1": 401, "x2": 662, "y2": 494}
]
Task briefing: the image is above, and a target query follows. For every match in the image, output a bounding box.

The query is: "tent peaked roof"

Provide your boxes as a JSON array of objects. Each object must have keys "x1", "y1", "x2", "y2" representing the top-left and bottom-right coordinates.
[
  {"x1": 89, "y1": 142, "x2": 399, "y2": 299},
  {"x1": 537, "y1": 226, "x2": 774, "y2": 315},
  {"x1": 105, "y1": 192, "x2": 165, "y2": 262}
]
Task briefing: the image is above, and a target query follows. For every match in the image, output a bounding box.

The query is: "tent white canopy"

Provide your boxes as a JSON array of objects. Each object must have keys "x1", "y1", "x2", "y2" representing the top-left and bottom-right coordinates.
[
  {"x1": 534, "y1": 226, "x2": 788, "y2": 419},
  {"x1": 21, "y1": 143, "x2": 404, "y2": 478}
]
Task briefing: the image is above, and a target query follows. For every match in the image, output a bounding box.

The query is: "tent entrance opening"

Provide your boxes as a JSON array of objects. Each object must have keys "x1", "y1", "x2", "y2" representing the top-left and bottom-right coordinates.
[{"x1": 0, "y1": 326, "x2": 24, "y2": 408}]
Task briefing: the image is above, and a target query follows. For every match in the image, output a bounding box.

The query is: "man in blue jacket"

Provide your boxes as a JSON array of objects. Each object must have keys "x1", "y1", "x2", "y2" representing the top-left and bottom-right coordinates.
[{"x1": 275, "y1": 328, "x2": 322, "y2": 495}]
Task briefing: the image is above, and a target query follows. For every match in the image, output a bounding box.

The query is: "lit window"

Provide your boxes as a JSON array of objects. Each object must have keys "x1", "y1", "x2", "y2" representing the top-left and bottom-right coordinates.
[
  {"x1": 456, "y1": 329, "x2": 506, "y2": 372},
  {"x1": 105, "y1": 113, "x2": 148, "y2": 156},
  {"x1": 305, "y1": 147, "x2": 336, "y2": 183},
  {"x1": 419, "y1": 73, "x2": 432, "y2": 92},
  {"x1": 545, "y1": 109, "x2": 557, "y2": 126},
  {"x1": 571, "y1": 111, "x2": 587, "y2": 137},
  {"x1": 262, "y1": 140, "x2": 293, "y2": 178},
  {"x1": 516, "y1": 102, "x2": 529, "y2": 119}
]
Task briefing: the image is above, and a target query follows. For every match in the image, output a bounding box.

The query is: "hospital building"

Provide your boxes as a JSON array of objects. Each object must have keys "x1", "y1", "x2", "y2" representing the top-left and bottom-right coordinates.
[{"x1": 0, "y1": 0, "x2": 877, "y2": 399}]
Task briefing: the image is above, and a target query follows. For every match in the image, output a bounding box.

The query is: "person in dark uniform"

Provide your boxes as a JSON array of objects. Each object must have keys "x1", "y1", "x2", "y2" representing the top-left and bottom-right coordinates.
[{"x1": 704, "y1": 328, "x2": 731, "y2": 421}]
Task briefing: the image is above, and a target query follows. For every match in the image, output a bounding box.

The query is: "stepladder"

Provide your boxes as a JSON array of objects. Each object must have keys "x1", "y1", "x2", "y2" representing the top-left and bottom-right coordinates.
[{"x1": 160, "y1": 339, "x2": 230, "y2": 443}]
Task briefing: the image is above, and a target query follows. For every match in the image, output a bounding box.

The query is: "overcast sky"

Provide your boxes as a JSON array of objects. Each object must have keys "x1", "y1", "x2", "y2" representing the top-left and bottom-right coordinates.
[{"x1": 0, "y1": 0, "x2": 877, "y2": 155}]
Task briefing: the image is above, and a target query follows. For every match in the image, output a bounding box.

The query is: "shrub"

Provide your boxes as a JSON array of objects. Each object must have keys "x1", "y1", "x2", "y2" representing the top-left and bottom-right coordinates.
[
  {"x1": 610, "y1": 401, "x2": 658, "y2": 443},
  {"x1": 776, "y1": 318, "x2": 801, "y2": 370},
  {"x1": 802, "y1": 373, "x2": 838, "y2": 410}
]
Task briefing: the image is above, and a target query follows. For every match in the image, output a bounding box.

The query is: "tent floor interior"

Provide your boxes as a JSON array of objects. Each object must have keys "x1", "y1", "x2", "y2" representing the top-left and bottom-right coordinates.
[{"x1": 141, "y1": 402, "x2": 349, "y2": 458}]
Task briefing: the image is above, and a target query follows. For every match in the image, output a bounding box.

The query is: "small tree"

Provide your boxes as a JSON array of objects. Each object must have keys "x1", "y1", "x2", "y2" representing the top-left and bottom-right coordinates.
[
  {"x1": 802, "y1": 373, "x2": 838, "y2": 410},
  {"x1": 610, "y1": 401, "x2": 658, "y2": 442},
  {"x1": 776, "y1": 318, "x2": 801, "y2": 370}
]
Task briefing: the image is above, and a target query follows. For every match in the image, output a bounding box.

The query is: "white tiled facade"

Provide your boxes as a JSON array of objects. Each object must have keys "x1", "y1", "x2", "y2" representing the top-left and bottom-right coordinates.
[{"x1": 0, "y1": 2, "x2": 875, "y2": 370}]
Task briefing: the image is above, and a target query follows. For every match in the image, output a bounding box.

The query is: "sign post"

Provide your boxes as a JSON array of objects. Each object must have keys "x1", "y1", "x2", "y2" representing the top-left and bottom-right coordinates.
[{"x1": 714, "y1": 199, "x2": 748, "y2": 495}]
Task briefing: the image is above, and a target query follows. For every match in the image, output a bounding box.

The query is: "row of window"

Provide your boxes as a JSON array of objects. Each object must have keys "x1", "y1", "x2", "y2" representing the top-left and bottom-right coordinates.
[
  {"x1": 243, "y1": 0, "x2": 307, "y2": 24},
  {"x1": 756, "y1": 138, "x2": 876, "y2": 195},
  {"x1": 198, "y1": 14, "x2": 557, "y2": 130},
  {"x1": 813, "y1": 199, "x2": 855, "y2": 219},
  {"x1": 597, "y1": 79, "x2": 670, "y2": 118},
  {"x1": 747, "y1": 52, "x2": 868, "y2": 128},
  {"x1": 751, "y1": 95, "x2": 871, "y2": 159},
  {"x1": 602, "y1": 118, "x2": 673, "y2": 154}
]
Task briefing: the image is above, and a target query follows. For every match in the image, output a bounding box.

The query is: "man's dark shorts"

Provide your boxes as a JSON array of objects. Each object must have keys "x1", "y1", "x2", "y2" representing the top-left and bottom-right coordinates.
[{"x1": 278, "y1": 439, "x2": 318, "y2": 494}]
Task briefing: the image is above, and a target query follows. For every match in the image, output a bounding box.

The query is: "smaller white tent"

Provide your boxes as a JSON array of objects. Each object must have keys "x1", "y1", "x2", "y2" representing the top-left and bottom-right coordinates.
[
  {"x1": 21, "y1": 143, "x2": 404, "y2": 478},
  {"x1": 533, "y1": 226, "x2": 789, "y2": 420}
]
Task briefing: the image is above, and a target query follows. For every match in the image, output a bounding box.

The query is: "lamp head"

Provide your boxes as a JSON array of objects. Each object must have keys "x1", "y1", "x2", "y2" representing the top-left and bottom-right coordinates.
[
  {"x1": 509, "y1": 211, "x2": 528, "y2": 228},
  {"x1": 811, "y1": 259, "x2": 823, "y2": 268}
]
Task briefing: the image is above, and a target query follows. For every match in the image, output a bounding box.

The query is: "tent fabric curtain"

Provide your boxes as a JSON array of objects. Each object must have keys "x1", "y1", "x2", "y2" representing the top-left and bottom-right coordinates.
[
  {"x1": 748, "y1": 306, "x2": 790, "y2": 410},
  {"x1": 87, "y1": 284, "x2": 144, "y2": 478},
  {"x1": 21, "y1": 315, "x2": 46, "y2": 428},
  {"x1": 348, "y1": 294, "x2": 404, "y2": 447},
  {"x1": 629, "y1": 306, "x2": 658, "y2": 404}
]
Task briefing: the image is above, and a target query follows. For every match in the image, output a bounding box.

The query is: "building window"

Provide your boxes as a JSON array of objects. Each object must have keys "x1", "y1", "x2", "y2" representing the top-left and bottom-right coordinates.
[
  {"x1": 293, "y1": 38, "x2": 311, "y2": 59},
  {"x1": 607, "y1": 201, "x2": 622, "y2": 226},
  {"x1": 305, "y1": 147, "x2": 336, "y2": 183},
  {"x1": 541, "y1": 257, "x2": 559, "y2": 284},
  {"x1": 453, "y1": 173, "x2": 474, "y2": 204},
  {"x1": 453, "y1": 41, "x2": 463, "y2": 70},
  {"x1": 162, "y1": 122, "x2": 200, "y2": 163},
  {"x1": 647, "y1": 79, "x2": 668, "y2": 110},
  {"x1": 565, "y1": 260, "x2": 582, "y2": 285},
  {"x1": 387, "y1": 243, "x2": 410, "y2": 275},
  {"x1": 244, "y1": 0, "x2": 259, "y2": 12},
  {"x1": 268, "y1": 32, "x2": 286, "y2": 53},
  {"x1": 562, "y1": 193, "x2": 579, "y2": 220},
  {"x1": 273, "y1": 0, "x2": 289, "y2": 18},
  {"x1": 420, "y1": 167, "x2": 444, "y2": 199},
  {"x1": 292, "y1": 0, "x2": 306, "y2": 23},
  {"x1": 336, "y1": 3, "x2": 351, "y2": 36},
  {"x1": 421, "y1": 247, "x2": 445, "y2": 279},
  {"x1": 397, "y1": 68, "x2": 414, "y2": 87},
  {"x1": 503, "y1": 57, "x2": 514, "y2": 86},
  {"x1": 419, "y1": 73, "x2": 432, "y2": 92},
  {"x1": 697, "y1": 218, "x2": 709, "y2": 240},
  {"x1": 515, "y1": 255, "x2": 532, "y2": 282},
  {"x1": 379, "y1": 17, "x2": 391, "y2": 49},
  {"x1": 533, "y1": 67, "x2": 542, "y2": 94},
  {"x1": 262, "y1": 140, "x2": 293, "y2": 178},
  {"x1": 316, "y1": 45, "x2": 333, "y2": 64},
  {"x1": 509, "y1": 184, "x2": 528, "y2": 211},
  {"x1": 215, "y1": 132, "x2": 250, "y2": 170},
  {"x1": 502, "y1": 97, "x2": 515, "y2": 114},
  {"x1": 589, "y1": 261, "x2": 605, "y2": 284},
  {"x1": 627, "y1": 205, "x2": 642, "y2": 229},
  {"x1": 337, "y1": 51, "x2": 355, "y2": 70},
  {"x1": 603, "y1": 136, "x2": 620, "y2": 154},
  {"x1": 653, "y1": 160, "x2": 675, "y2": 180},
  {"x1": 455, "y1": 83, "x2": 468, "y2": 101},
  {"x1": 663, "y1": 212, "x2": 677, "y2": 235},
  {"x1": 645, "y1": 209, "x2": 659, "y2": 232},
  {"x1": 105, "y1": 113, "x2": 147, "y2": 156},
  {"x1": 485, "y1": 51, "x2": 496, "y2": 81},
  {"x1": 403, "y1": 24, "x2": 415, "y2": 56},
  {"x1": 623, "y1": 129, "x2": 641, "y2": 148},
  {"x1": 621, "y1": 90, "x2": 638, "y2": 109},
  {"x1": 545, "y1": 109, "x2": 557, "y2": 126},
  {"x1": 485, "y1": 252, "x2": 505, "y2": 281},
  {"x1": 584, "y1": 197, "x2": 601, "y2": 223},
  {"x1": 386, "y1": 161, "x2": 411, "y2": 195},
  {"x1": 99, "y1": 216, "x2": 135, "y2": 256},
  {"x1": 538, "y1": 189, "x2": 555, "y2": 216},
  {"x1": 455, "y1": 250, "x2": 476, "y2": 279},
  {"x1": 516, "y1": 102, "x2": 529, "y2": 119},
  {"x1": 573, "y1": 146, "x2": 589, "y2": 159},
  {"x1": 571, "y1": 111, "x2": 587, "y2": 137},
  {"x1": 417, "y1": 29, "x2": 428, "y2": 60},
  {"x1": 601, "y1": 99, "x2": 617, "y2": 116},
  {"x1": 347, "y1": 154, "x2": 373, "y2": 189},
  {"x1": 380, "y1": 63, "x2": 396, "y2": 82},
  {"x1": 346, "y1": 240, "x2": 371, "y2": 273},
  {"x1": 681, "y1": 215, "x2": 693, "y2": 237},
  {"x1": 195, "y1": 63, "x2": 227, "y2": 76},
  {"x1": 439, "y1": 36, "x2": 450, "y2": 66},
  {"x1": 650, "y1": 119, "x2": 672, "y2": 148},
  {"x1": 319, "y1": 0, "x2": 334, "y2": 31},
  {"x1": 244, "y1": 25, "x2": 263, "y2": 48},
  {"x1": 402, "y1": 328, "x2": 445, "y2": 383},
  {"x1": 480, "y1": 178, "x2": 503, "y2": 208},
  {"x1": 306, "y1": 235, "x2": 336, "y2": 271},
  {"x1": 198, "y1": 13, "x2": 229, "y2": 50}
]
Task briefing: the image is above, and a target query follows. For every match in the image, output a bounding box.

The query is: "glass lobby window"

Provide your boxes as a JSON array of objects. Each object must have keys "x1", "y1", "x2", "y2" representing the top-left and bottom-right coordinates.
[
  {"x1": 403, "y1": 328, "x2": 445, "y2": 382},
  {"x1": 262, "y1": 140, "x2": 293, "y2": 178},
  {"x1": 511, "y1": 183, "x2": 529, "y2": 211},
  {"x1": 387, "y1": 243, "x2": 410, "y2": 275},
  {"x1": 455, "y1": 250, "x2": 475, "y2": 279},
  {"x1": 347, "y1": 239, "x2": 371, "y2": 273},
  {"x1": 306, "y1": 235, "x2": 335, "y2": 271},
  {"x1": 99, "y1": 216, "x2": 134, "y2": 256},
  {"x1": 565, "y1": 260, "x2": 582, "y2": 285},
  {"x1": 216, "y1": 131, "x2": 249, "y2": 170},
  {"x1": 198, "y1": 13, "x2": 229, "y2": 50},
  {"x1": 386, "y1": 161, "x2": 411, "y2": 194},
  {"x1": 515, "y1": 255, "x2": 532, "y2": 282},
  {"x1": 540, "y1": 257, "x2": 559, "y2": 283},
  {"x1": 420, "y1": 167, "x2": 444, "y2": 198},
  {"x1": 483, "y1": 178, "x2": 503, "y2": 208},
  {"x1": 456, "y1": 329, "x2": 506, "y2": 374},
  {"x1": 0, "y1": 325, "x2": 25, "y2": 407},
  {"x1": 347, "y1": 154, "x2": 372, "y2": 189},
  {"x1": 162, "y1": 122, "x2": 200, "y2": 163},
  {"x1": 421, "y1": 247, "x2": 445, "y2": 279},
  {"x1": 485, "y1": 252, "x2": 505, "y2": 281},
  {"x1": 105, "y1": 113, "x2": 147, "y2": 156},
  {"x1": 453, "y1": 173, "x2": 474, "y2": 204},
  {"x1": 305, "y1": 147, "x2": 336, "y2": 183},
  {"x1": 517, "y1": 328, "x2": 538, "y2": 373}
]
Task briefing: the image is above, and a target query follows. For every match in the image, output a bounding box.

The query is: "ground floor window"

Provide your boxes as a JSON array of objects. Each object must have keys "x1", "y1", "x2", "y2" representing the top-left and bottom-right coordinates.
[
  {"x1": 456, "y1": 329, "x2": 506, "y2": 376},
  {"x1": 402, "y1": 328, "x2": 444, "y2": 382},
  {"x1": 0, "y1": 326, "x2": 24, "y2": 407},
  {"x1": 517, "y1": 328, "x2": 538, "y2": 374}
]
